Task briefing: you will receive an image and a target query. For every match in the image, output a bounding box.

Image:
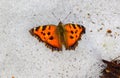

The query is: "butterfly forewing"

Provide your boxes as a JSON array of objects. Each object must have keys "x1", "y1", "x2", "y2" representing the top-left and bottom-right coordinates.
[
  {"x1": 64, "y1": 23, "x2": 85, "y2": 50},
  {"x1": 30, "y1": 25, "x2": 62, "y2": 51}
]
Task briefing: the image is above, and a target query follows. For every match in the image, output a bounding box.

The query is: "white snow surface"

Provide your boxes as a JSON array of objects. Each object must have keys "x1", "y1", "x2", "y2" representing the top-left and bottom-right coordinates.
[{"x1": 0, "y1": 0, "x2": 120, "y2": 78}]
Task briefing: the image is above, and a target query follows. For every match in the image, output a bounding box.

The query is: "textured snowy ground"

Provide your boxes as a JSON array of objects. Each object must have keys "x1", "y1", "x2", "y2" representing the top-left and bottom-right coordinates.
[{"x1": 0, "y1": 0, "x2": 120, "y2": 78}]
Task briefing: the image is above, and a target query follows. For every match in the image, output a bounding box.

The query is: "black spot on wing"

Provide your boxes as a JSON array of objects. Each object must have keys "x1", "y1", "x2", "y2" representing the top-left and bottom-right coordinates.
[
  {"x1": 43, "y1": 33, "x2": 45, "y2": 35},
  {"x1": 49, "y1": 36, "x2": 54, "y2": 40},
  {"x1": 70, "y1": 36, "x2": 74, "y2": 39},
  {"x1": 47, "y1": 32, "x2": 50, "y2": 35},
  {"x1": 77, "y1": 25, "x2": 86, "y2": 34},
  {"x1": 42, "y1": 25, "x2": 47, "y2": 31},
  {"x1": 77, "y1": 25, "x2": 81, "y2": 29},
  {"x1": 35, "y1": 26, "x2": 40, "y2": 31},
  {"x1": 75, "y1": 30, "x2": 78, "y2": 33},
  {"x1": 41, "y1": 32, "x2": 43, "y2": 34},
  {"x1": 72, "y1": 24, "x2": 76, "y2": 29},
  {"x1": 71, "y1": 31, "x2": 74, "y2": 34},
  {"x1": 81, "y1": 25, "x2": 86, "y2": 34}
]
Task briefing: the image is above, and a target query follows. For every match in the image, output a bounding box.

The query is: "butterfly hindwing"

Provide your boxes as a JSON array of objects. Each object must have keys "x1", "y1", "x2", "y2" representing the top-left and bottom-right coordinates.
[
  {"x1": 64, "y1": 23, "x2": 85, "y2": 50},
  {"x1": 30, "y1": 25, "x2": 62, "y2": 51}
]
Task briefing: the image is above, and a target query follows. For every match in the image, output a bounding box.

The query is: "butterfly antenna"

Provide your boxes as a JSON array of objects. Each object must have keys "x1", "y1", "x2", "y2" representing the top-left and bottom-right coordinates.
[
  {"x1": 52, "y1": 12, "x2": 61, "y2": 22},
  {"x1": 63, "y1": 12, "x2": 72, "y2": 22}
]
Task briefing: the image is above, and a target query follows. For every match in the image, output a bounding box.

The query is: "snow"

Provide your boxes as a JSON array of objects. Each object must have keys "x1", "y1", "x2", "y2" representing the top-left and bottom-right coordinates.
[{"x1": 0, "y1": 0, "x2": 120, "y2": 78}]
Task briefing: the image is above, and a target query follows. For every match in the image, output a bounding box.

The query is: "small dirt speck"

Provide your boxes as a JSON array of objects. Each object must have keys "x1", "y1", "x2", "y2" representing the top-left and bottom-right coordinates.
[
  {"x1": 116, "y1": 27, "x2": 120, "y2": 29},
  {"x1": 107, "y1": 29, "x2": 112, "y2": 33},
  {"x1": 97, "y1": 27, "x2": 103, "y2": 32},
  {"x1": 90, "y1": 30, "x2": 92, "y2": 32},
  {"x1": 92, "y1": 21, "x2": 95, "y2": 24},
  {"x1": 87, "y1": 13, "x2": 91, "y2": 18}
]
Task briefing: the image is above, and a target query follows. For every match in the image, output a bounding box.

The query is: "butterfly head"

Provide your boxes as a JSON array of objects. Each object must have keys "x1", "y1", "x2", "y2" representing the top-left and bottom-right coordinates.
[
  {"x1": 58, "y1": 21, "x2": 63, "y2": 25},
  {"x1": 58, "y1": 21, "x2": 64, "y2": 29}
]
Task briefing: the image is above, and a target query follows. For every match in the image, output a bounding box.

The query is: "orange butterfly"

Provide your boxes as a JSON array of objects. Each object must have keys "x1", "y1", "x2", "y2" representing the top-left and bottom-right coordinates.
[{"x1": 30, "y1": 21, "x2": 85, "y2": 51}]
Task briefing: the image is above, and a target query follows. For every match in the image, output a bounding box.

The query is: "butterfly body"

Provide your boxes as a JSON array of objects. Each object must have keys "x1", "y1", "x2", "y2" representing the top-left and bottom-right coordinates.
[{"x1": 30, "y1": 21, "x2": 85, "y2": 51}]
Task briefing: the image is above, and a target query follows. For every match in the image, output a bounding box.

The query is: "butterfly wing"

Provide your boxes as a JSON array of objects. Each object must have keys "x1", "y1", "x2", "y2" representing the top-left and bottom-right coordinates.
[
  {"x1": 101, "y1": 60, "x2": 120, "y2": 78},
  {"x1": 30, "y1": 25, "x2": 62, "y2": 51},
  {"x1": 64, "y1": 23, "x2": 85, "y2": 50}
]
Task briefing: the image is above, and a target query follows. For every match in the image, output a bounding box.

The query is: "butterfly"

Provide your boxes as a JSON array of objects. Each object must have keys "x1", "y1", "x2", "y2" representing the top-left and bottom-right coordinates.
[
  {"x1": 101, "y1": 58, "x2": 120, "y2": 78},
  {"x1": 29, "y1": 21, "x2": 85, "y2": 51}
]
